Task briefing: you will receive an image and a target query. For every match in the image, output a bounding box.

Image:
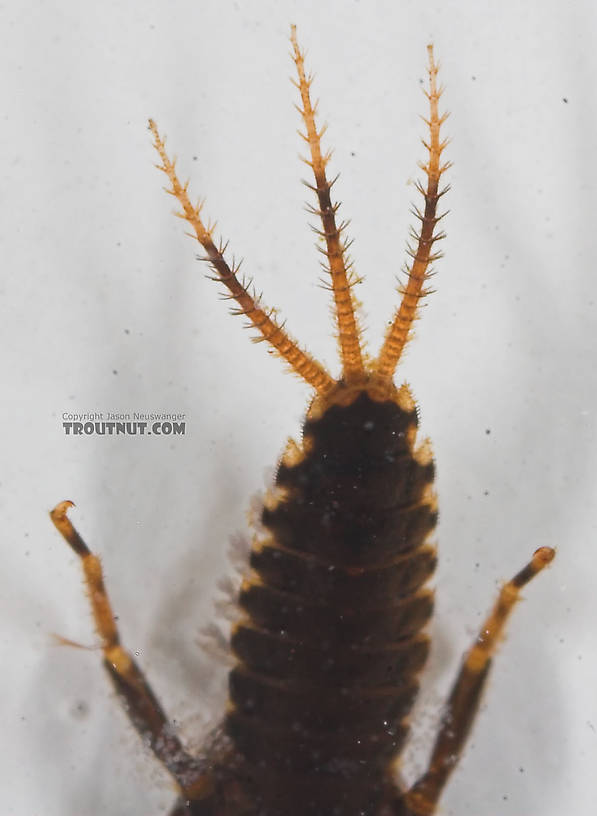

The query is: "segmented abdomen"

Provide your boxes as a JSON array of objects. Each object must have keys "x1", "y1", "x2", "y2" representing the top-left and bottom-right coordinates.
[{"x1": 214, "y1": 392, "x2": 438, "y2": 816}]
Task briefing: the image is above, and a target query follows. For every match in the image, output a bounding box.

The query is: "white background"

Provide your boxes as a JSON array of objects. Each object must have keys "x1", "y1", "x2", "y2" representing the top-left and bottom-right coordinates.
[{"x1": 2, "y1": 1, "x2": 596, "y2": 814}]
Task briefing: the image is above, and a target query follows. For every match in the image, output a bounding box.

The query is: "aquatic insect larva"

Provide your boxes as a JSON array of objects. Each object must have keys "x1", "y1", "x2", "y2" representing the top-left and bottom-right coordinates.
[{"x1": 50, "y1": 26, "x2": 555, "y2": 816}]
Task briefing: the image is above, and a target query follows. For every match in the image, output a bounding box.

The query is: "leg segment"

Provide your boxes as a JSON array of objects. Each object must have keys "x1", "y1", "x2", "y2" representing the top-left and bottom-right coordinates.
[
  {"x1": 50, "y1": 500, "x2": 213, "y2": 801},
  {"x1": 400, "y1": 546, "x2": 555, "y2": 816}
]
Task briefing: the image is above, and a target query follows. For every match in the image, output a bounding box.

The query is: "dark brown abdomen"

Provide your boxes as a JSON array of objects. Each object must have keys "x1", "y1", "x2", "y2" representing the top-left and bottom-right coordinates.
[{"x1": 215, "y1": 393, "x2": 437, "y2": 816}]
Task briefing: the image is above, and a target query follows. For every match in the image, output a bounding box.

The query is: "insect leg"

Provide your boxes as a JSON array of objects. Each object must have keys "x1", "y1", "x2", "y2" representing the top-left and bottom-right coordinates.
[
  {"x1": 49, "y1": 500, "x2": 213, "y2": 802},
  {"x1": 399, "y1": 546, "x2": 555, "y2": 816}
]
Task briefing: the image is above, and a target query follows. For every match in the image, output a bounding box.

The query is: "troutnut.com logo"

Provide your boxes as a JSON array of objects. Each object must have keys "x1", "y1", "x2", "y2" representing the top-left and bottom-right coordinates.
[{"x1": 61, "y1": 412, "x2": 186, "y2": 436}]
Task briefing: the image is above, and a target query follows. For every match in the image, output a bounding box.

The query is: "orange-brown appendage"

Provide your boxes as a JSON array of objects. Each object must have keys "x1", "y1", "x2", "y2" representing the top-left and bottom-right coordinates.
[
  {"x1": 148, "y1": 119, "x2": 334, "y2": 395},
  {"x1": 50, "y1": 500, "x2": 212, "y2": 798},
  {"x1": 403, "y1": 546, "x2": 556, "y2": 814},
  {"x1": 376, "y1": 44, "x2": 451, "y2": 382},
  {"x1": 464, "y1": 545, "x2": 556, "y2": 673},
  {"x1": 50, "y1": 500, "x2": 125, "y2": 666},
  {"x1": 290, "y1": 24, "x2": 365, "y2": 382}
]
